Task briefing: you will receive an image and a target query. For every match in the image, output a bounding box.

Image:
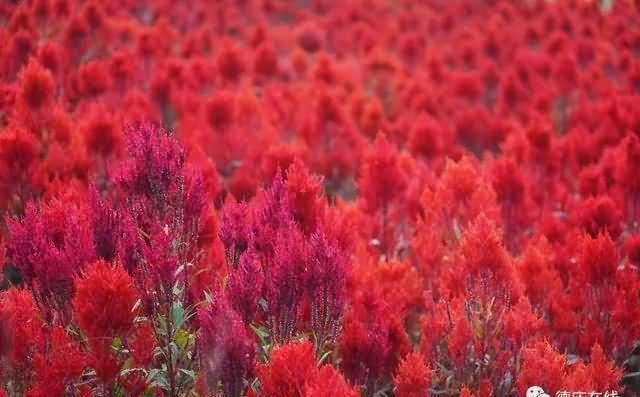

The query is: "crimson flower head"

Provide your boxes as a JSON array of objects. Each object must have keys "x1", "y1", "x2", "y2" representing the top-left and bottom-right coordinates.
[
  {"x1": 393, "y1": 352, "x2": 432, "y2": 397},
  {"x1": 117, "y1": 123, "x2": 209, "y2": 260},
  {"x1": 142, "y1": 223, "x2": 179, "y2": 299},
  {"x1": 576, "y1": 231, "x2": 618, "y2": 285},
  {"x1": 0, "y1": 127, "x2": 38, "y2": 186},
  {"x1": 78, "y1": 60, "x2": 111, "y2": 97},
  {"x1": 117, "y1": 123, "x2": 186, "y2": 219},
  {"x1": 6, "y1": 200, "x2": 96, "y2": 312},
  {"x1": 88, "y1": 185, "x2": 121, "y2": 262},
  {"x1": 81, "y1": 105, "x2": 121, "y2": 157},
  {"x1": 307, "y1": 230, "x2": 346, "y2": 347},
  {"x1": 17, "y1": 58, "x2": 54, "y2": 111},
  {"x1": 491, "y1": 157, "x2": 526, "y2": 207},
  {"x1": 253, "y1": 42, "x2": 279, "y2": 79},
  {"x1": 257, "y1": 340, "x2": 317, "y2": 397},
  {"x1": 358, "y1": 133, "x2": 406, "y2": 214},
  {"x1": 197, "y1": 292, "x2": 255, "y2": 397},
  {"x1": 227, "y1": 247, "x2": 262, "y2": 324},
  {"x1": 216, "y1": 41, "x2": 245, "y2": 82},
  {"x1": 574, "y1": 195, "x2": 622, "y2": 239},
  {"x1": 516, "y1": 341, "x2": 567, "y2": 396},
  {"x1": 267, "y1": 223, "x2": 308, "y2": 344},
  {"x1": 616, "y1": 134, "x2": 640, "y2": 197},
  {"x1": 219, "y1": 195, "x2": 251, "y2": 267},
  {"x1": 339, "y1": 307, "x2": 390, "y2": 388},
  {"x1": 26, "y1": 327, "x2": 86, "y2": 397},
  {"x1": 408, "y1": 113, "x2": 445, "y2": 159},
  {"x1": 458, "y1": 213, "x2": 517, "y2": 294},
  {"x1": 286, "y1": 160, "x2": 326, "y2": 236},
  {"x1": 251, "y1": 169, "x2": 293, "y2": 260},
  {"x1": 304, "y1": 365, "x2": 359, "y2": 397},
  {"x1": 0, "y1": 288, "x2": 44, "y2": 389},
  {"x1": 72, "y1": 260, "x2": 139, "y2": 340},
  {"x1": 206, "y1": 90, "x2": 235, "y2": 131}
]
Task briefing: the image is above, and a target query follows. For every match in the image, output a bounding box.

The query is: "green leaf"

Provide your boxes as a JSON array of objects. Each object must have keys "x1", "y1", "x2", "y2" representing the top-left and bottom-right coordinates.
[
  {"x1": 172, "y1": 303, "x2": 185, "y2": 329},
  {"x1": 170, "y1": 342, "x2": 179, "y2": 367},
  {"x1": 156, "y1": 315, "x2": 168, "y2": 336},
  {"x1": 147, "y1": 368, "x2": 169, "y2": 390},
  {"x1": 179, "y1": 368, "x2": 196, "y2": 380}
]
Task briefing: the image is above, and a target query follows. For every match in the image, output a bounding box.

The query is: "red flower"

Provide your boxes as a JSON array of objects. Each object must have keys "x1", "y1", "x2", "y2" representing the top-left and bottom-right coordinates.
[
  {"x1": 286, "y1": 160, "x2": 325, "y2": 235},
  {"x1": 78, "y1": 60, "x2": 111, "y2": 97},
  {"x1": 216, "y1": 41, "x2": 245, "y2": 82},
  {"x1": 206, "y1": 90, "x2": 235, "y2": 131},
  {"x1": 457, "y1": 213, "x2": 518, "y2": 295},
  {"x1": 129, "y1": 322, "x2": 157, "y2": 367},
  {"x1": 16, "y1": 58, "x2": 54, "y2": 111},
  {"x1": 6, "y1": 200, "x2": 96, "y2": 312},
  {"x1": 81, "y1": 105, "x2": 121, "y2": 157},
  {"x1": 307, "y1": 230, "x2": 346, "y2": 347},
  {"x1": 574, "y1": 195, "x2": 622, "y2": 239},
  {"x1": 26, "y1": 327, "x2": 86, "y2": 397},
  {"x1": 566, "y1": 343, "x2": 621, "y2": 391},
  {"x1": 460, "y1": 387, "x2": 474, "y2": 397},
  {"x1": 358, "y1": 133, "x2": 406, "y2": 215},
  {"x1": 198, "y1": 294, "x2": 255, "y2": 397},
  {"x1": 257, "y1": 341, "x2": 316, "y2": 397},
  {"x1": 516, "y1": 341, "x2": 567, "y2": 396},
  {"x1": 267, "y1": 223, "x2": 308, "y2": 344},
  {"x1": 219, "y1": 195, "x2": 251, "y2": 267},
  {"x1": 393, "y1": 352, "x2": 432, "y2": 397},
  {"x1": 340, "y1": 307, "x2": 390, "y2": 387},
  {"x1": 227, "y1": 247, "x2": 262, "y2": 324},
  {"x1": 253, "y1": 43, "x2": 279, "y2": 78},
  {"x1": 0, "y1": 128, "x2": 39, "y2": 192},
  {"x1": 305, "y1": 365, "x2": 359, "y2": 397},
  {"x1": 576, "y1": 232, "x2": 619, "y2": 285},
  {"x1": 408, "y1": 113, "x2": 445, "y2": 159},
  {"x1": 0, "y1": 288, "x2": 44, "y2": 389},
  {"x1": 73, "y1": 260, "x2": 139, "y2": 340}
]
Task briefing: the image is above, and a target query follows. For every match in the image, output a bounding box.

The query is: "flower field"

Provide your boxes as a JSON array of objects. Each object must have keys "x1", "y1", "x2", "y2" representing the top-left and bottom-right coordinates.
[{"x1": 1, "y1": 0, "x2": 640, "y2": 396}]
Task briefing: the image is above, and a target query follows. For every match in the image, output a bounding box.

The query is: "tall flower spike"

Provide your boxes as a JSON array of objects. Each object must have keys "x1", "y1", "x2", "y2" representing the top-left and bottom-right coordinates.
[
  {"x1": 307, "y1": 230, "x2": 346, "y2": 350},
  {"x1": 267, "y1": 223, "x2": 308, "y2": 344},
  {"x1": 117, "y1": 123, "x2": 186, "y2": 222},
  {"x1": 358, "y1": 132, "x2": 406, "y2": 215},
  {"x1": 576, "y1": 231, "x2": 618, "y2": 286},
  {"x1": 227, "y1": 247, "x2": 262, "y2": 325},
  {"x1": 141, "y1": 223, "x2": 179, "y2": 308},
  {"x1": 219, "y1": 195, "x2": 251, "y2": 267},
  {"x1": 0, "y1": 288, "x2": 45, "y2": 392},
  {"x1": 251, "y1": 169, "x2": 292, "y2": 264},
  {"x1": 339, "y1": 309, "x2": 390, "y2": 389},
  {"x1": 5, "y1": 200, "x2": 96, "y2": 316},
  {"x1": 88, "y1": 185, "x2": 120, "y2": 262},
  {"x1": 25, "y1": 327, "x2": 86, "y2": 397},
  {"x1": 393, "y1": 352, "x2": 432, "y2": 397},
  {"x1": 358, "y1": 133, "x2": 406, "y2": 256},
  {"x1": 197, "y1": 293, "x2": 255, "y2": 397},
  {"x1": 180, "y1": 166, "x2": 209, "y2": 261},
  {"x1": 286, "y1": 160, "x2": 325, "y2": 236},
  {"x1": 516, "y1": 341, "x2": 567, "y2": 396}
]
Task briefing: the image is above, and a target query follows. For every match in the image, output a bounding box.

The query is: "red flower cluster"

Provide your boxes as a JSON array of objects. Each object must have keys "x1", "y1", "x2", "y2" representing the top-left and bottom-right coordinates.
[{"x1": 1, "y1": 0, "x2": 640, "y2": 396}]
